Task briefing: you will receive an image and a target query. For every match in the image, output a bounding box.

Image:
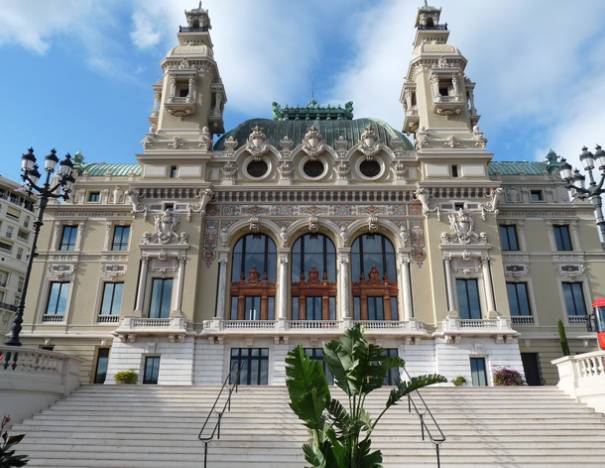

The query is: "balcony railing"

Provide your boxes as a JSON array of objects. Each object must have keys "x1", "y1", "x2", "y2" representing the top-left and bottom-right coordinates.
[
  {"x1": 202, "y1": 319, "x2": 426, "y2": 334},
  {"x1": 568, "y1": 315, "x2": 588, "y2": 326},
  {"x1": 223, "y1": 320, "x2": 276, "y2": 329},
  {"x1": 441, "y1": 317, "x2": 514, "y2": 335},
  {"x1": 41, "y1": 314, "x2": 64, "y2": 323},
  {"x1": 288, "y1": 320, "x2": 340, "y2": 330},
  {"x1": 97, "y1": 315, "x2": 120, "y2": 324},
  {"x1": 511, "y1": 315, "x2": 536, "y2": 326}
]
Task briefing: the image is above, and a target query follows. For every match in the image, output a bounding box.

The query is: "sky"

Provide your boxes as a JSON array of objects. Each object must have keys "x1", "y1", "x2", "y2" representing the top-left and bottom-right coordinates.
[{"x1": 1, "y1": 0, "x2": 605, "y2": 181}]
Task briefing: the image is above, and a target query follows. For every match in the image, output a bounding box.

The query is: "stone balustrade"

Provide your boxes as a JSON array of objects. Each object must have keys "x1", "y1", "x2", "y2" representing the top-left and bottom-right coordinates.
[
  {"x1": 201, "y1": 319, "x2": 427, "y2": 336},
  {"x1": 0, "y1": 346, "x2": 82, "y2": 423},
  {"x1": 553, "y1": 350, "x2": 605, "y2": 413},
  {"x1": 115, "y1": 316, "x2": 188, "y2": 342},
  {"x1": 439, "y1": 316, "x2": 516, "y2": 341}
]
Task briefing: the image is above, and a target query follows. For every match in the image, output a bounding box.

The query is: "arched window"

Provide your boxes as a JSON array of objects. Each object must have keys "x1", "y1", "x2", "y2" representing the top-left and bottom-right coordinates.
[
  {"x1": 291, "y1": 233, "x2": 336, "y2": 320},
  {"x1": 230, "y1": 234, "x2": 276, "y2": 320},
  {"x1": 351, "y1": 234, "x2": 398, "y2": 321}
]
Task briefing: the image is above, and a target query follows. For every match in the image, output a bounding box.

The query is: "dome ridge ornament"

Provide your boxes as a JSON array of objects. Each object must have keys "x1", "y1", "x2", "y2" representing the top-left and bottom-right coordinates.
[
  {"x1": 245, "y1": 125, "x2": 269, "y2": 161},
  {"x1": 302, "y1": 126, "x2": 326, "y2": 159},
  {"x1": 357, "y1": 125, "x2": 380, "y2": 160}
]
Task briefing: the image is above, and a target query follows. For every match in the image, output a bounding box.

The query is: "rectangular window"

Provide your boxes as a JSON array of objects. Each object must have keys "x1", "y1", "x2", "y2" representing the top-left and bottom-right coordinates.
[
  {"x1": 456, "y1": 278, "x2": 482, "y2": 320},
  {"x1": 506, "y1": 282, "x2": 531, "y2": 316},
  {"x1": 353, "y1": 297, "x2": 361, "y2": 320},
  {"x1": 0, "y1": 241, "x2": 12, "y2": 253},
  {"x1": 230, "y1": 296, "x2": 238, "y2": 320},
  {"x1": 367, "y1": 296, "x2": 385, "y2": 320},
  {"x1": 94, "y1": 348, "x2": 110, "y2": 384},
  {"x1": 451, "y1": 165, "x2": 459, "y2": 178},
  {"x1": 470, "y1": 357, "x2": 488, "y2": 386},
  {"x1": 553, "y1": 225, "x2": 573, "y2": 251},
  {"x1": 87, "y1": 192, "x2": 100, "y2": 202},
  {"x1": 329, "y1": 297, "x2": 336, "y2": 321},
  {"x1": 390, "y1": 297, "x2": 399, "y2": 321},
  {"x1": 148, "y1": 278, "x2": 173, "y2": 318},
  {"x1": 383, "y1": 348, "x2": 401, "y2": 386},
  {"x1": 267, "y1": 297, "x2": 275, "y2": 320},
  {"x1": 170, "y1": 166, "x2": 178, "y2": 178},
  {"x1": 59, "y1": 225, "x2": 78, "y2": 251},
  {"x1": 5, "y1": 226, "x2": 13, "y2": 239},
  {"x1": 306, "y1": 296, "x2": 322, "y2": 320},
  {"x1": 16, "y1": 247, "x2": 23, "y2": 260},
  {"x1": 229, "y1": 348, "x2": 269, "y2": 385},
  {"x1": 304, "y1": 348, "x2": 334, "y2": 384},
  {"x1": 530, "y1": 190, "x2": 543, "y2": 202},
  {"x1": 291, "y1": 297, "x2": 299, "y2": 321},
  {"x1": 143, "y1": 356, "x2": 160, "y2": 384},
  {"x1": 562, "y1": 282, "x2": 587, "y2": 317},
  {"x1": 499, "y1": 224, "x2": 519, "y2": 251},
  {"x1": 0, "y1": 270, "x2": 8, "y2": 287},
  {"x1": 46, "y1": 282, "x2": 70, "y2": 316},
  {"x1": 111, "y1": 225, "x2": 130, "y2": 251},
  {"x1": 245, "y1": 296, "x2": 261, "y2": 320},
  {"x1": 99, "y1": 282, "x2": 123, "y2": 316}
]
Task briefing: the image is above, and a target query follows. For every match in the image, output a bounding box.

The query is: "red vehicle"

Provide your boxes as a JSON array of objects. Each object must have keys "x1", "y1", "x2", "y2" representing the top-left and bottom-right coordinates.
[{"x1": 588, "y1": 297, "x2": 605, "y2": 350}]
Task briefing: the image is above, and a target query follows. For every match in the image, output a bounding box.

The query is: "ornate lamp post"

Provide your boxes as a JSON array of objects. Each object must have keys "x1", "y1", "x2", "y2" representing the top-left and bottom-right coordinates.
[
  {"x1": 5, "y1": 148, "x2": 75, "y2": 347},
  {"x1": 559, "y1": 145, "x2": 605, "y2": 240}
]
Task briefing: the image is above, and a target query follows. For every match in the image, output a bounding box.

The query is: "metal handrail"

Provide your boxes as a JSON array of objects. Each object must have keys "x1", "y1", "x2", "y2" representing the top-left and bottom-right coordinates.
[
  {"x1": 402, "y1": 367, "x2": 446, "y2": 468},
  {"x1": 198, "y1": 361, "x2": 243, "y2": 467}
]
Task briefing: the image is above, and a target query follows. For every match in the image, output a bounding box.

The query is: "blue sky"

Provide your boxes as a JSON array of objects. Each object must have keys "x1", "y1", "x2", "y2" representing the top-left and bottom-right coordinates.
[{"x1": 2, "y1": 0, "x2": 605, "y2": 181}]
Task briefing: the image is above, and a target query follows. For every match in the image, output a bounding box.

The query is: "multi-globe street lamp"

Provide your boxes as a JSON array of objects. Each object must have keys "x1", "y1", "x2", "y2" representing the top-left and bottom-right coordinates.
[
  {"x1": 5, "y1": 148, "x2": 76, "y2": 347},
  {"x1": 559, "y1": 145, "x2": 605, "y2": 241}
]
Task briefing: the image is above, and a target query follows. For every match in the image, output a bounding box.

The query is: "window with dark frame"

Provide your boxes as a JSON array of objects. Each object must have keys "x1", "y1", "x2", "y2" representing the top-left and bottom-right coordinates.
[
  {"x1": 148, "y1": 278, "x2": 173, "y2": 318},
  {"x1": 46, "y1": 282, "x2": 70, "y2": 316},
  {"x1": 87, "y1": 192, "x2": 101, "y2": 202},
  {"x1": 456, "y1": 278, "x2": 482, "y2": 320},
  {"x1": 59, "y1": 225, "x2": 78, "y2": 251},
  {"x1": 451, "y1": 164, "x2": 459, "y2": 178},
  {"x1": 94, "y1": 348, "x2": 110, "y2": 384},
  {"x1": 111, "y1": 225, "x2": 130, "y2": 251},
  {"x1": 99, "y1": 282, "x2": 123, "y2": 316},
  {"x1": 143, "y1": 356, "x2": 161, "y2": 384},
  {"x1": 562, "y1": 282, "x2": 587, "y2": 317},
  {"x1": 351, "y1": 234, "x2": 398, "y2": 321},
  {"x1": 470, "y1": 357, "x2": 488, "y2": 386},
  {"x1": 383, "y1": 348, "x2": 401, "y2": 385},
  {"x1": 499, "y1": 224, "x2": 519, "y2": 251},
  {"x1": 553, "y1": 225, "x2": 573, "y2": 251},
  {"x1": 530, "y1": 190, "x2": 543, "y2": 202},
  {"x1": 229, "y1": 348, "x2": 269, "y2": 385},
  {"x1": 230, "y1": 234, "x2": 276, "y2": 321},
  {"x1": 506, "y1": 282, "x2": 531, "y2": 316}
]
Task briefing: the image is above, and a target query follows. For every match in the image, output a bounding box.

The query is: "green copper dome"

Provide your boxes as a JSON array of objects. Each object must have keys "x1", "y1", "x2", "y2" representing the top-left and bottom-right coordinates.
[{"x1": 214, "y1": 118, "x2": 414, "y2": 151}]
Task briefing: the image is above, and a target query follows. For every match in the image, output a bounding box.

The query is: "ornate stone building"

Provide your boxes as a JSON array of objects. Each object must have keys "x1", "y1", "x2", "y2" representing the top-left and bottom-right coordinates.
[{"x1": 19, "y1": 3, "x2": 602, "y2": 386}]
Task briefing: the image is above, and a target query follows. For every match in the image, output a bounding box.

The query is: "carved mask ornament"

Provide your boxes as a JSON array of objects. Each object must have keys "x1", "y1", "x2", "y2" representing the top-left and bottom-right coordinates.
[
  {"x1": 246, "y1": 126, "x2": 269, "y2": 161},
  {"x1": 302, "y1": 126, "x2": 325, "y2": 159},
  {"x1": 358, "y1": 125, "x2": 380, "y2": 160}
]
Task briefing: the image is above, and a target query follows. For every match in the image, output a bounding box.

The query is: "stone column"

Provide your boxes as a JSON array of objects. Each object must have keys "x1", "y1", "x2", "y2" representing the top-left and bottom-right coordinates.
[
  {"x1": 338, "y1": 251, "x2": 351, "y2": 320},
  {"x1": 134, "y1": 257, "x2": 149, "y2": 317},
  {"x1": 398, "y1": 255, "x2": 413, "y2": 321},
  {"x1": 214, "y1": 253, "x2": 228, "y2": 320},
  {"x1": 76, "y1": 222, "x2": 86, "y2": 252},
  {"x1": 276, "y1": 252, "x2": 289, "y2": 322},
  {"x1": 482, "y1": 256, "x2": 496, "y2": 315},
  {"x1": 444, "y1": 257, "x2": 455, "y2": 313},
  {"x1": 104, "y1": 222, "x2": 113, "y2": 251},
  {"x1": 171, "y1": 257, "x2": 186, "y2": 316}
]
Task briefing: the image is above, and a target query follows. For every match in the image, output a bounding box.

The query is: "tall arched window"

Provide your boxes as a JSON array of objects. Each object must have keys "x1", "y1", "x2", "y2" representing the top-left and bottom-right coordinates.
[
  {"x1": 291, "y1": 233, "x2": 336, "y2": 320},
  {"x1": 230, "y1": 234, "x2": 276, "y2": 320},
  {"x1": 351, "y1": 234, "x2": 398, "y2": 321}
]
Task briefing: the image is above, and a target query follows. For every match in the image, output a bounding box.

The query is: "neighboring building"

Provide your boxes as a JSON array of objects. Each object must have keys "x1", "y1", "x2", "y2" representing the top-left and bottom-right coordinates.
[
  {"x1": 19, "y1": 3, "x2": 602, "y2": 386},
  {"x1": 0, "y1": 176, "x2": 34, "y2": 334}
]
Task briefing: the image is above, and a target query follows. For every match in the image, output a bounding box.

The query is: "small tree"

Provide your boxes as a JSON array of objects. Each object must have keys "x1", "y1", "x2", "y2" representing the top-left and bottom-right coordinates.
[
  {"x1": 0, "y1": 415, "x2": 28, "y2": 467},
  {"x1": 493, "y1": 367, "x2": 524, "y2": 386},
  {"x1": 557, "y1": 320, "x2": 570, "y2": 356},
  {"x1": 285, "y1": 324, "x2": 446, "y2": 467},
  {"x1": 114, "y1": 369, "x2": 138, "y2": 384}
]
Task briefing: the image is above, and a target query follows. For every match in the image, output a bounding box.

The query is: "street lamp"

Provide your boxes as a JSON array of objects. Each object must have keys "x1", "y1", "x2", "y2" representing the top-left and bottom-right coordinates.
[
  {"x1": 5, "y1": 148, "x2": 76, "y2": 347},
  {"x1": 559, "y1": 145, "x2": 605, "y2": 241}
]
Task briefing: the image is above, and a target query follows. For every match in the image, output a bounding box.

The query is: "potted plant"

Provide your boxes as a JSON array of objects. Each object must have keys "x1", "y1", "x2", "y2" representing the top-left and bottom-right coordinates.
[
  {"x1": 493, "y1": 367, "x2": 524, "y2": 386},
  {"x1": 452, "y1": 376, "x2": 467, "y2": 387},
  {"x1": 114, "y1": 369, "x2": 139, "y2": 384},
  {"x1": 1, "y1": 415, "x2": 28, "y2": 467},
  {"x1": 285, "y1": 324, "x2": 446, "y2": 467}
]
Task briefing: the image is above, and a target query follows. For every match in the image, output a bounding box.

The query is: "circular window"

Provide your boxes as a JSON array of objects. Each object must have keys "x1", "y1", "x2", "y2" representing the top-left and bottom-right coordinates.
[
  {"x1": 246, "y1": 159, "x2": 269, "y2": 178},
  {"x1": 303, "y1": 160, "x2": 325, "y2": 178},
  {"x1": 359, "y1": 160, "x2": 381, "y2": 178}
]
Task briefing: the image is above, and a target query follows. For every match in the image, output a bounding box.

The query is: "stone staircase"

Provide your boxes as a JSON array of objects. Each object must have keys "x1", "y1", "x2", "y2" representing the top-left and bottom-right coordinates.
[{"x1": 13, "y1": 385, "x2": 605, "y2": 467}]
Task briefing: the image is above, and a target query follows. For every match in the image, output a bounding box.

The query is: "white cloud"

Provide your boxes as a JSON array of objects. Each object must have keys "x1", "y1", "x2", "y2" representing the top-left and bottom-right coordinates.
[
  {"x1": 131, "y1": 11, "x2": 161, "y2": 49},
  {"x1": 0, "y1": 0, "x2": 96, "y2": 54}
]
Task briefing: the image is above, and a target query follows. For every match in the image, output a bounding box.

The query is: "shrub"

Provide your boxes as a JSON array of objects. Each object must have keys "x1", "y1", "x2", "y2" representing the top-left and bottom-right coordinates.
[
  {"x1": 1, "y1": 415, "x2": 29, "y2": 467},
  {"x1": 114, "y1": 369, "x2": 138, "y2": 384},
  {"x1": 493, "y1": 367, "x2": 524, "y2": 386},
  {"x1": 452, "y1": 376, "x2": 467, "y2": 387}
]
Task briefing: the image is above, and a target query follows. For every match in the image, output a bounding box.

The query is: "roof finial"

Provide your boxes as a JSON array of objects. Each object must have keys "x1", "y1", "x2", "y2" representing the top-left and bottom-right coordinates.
[{"x1": 424, "y1": 0, "x2": 428, "y2": 6}]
